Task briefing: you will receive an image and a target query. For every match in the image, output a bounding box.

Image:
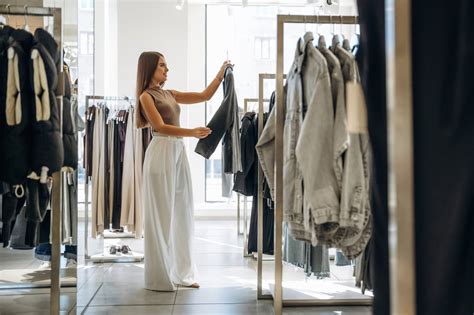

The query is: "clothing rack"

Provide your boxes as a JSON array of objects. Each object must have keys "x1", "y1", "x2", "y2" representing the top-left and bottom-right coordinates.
[
  {"x1": 84, "y1": 95, "x2": 144, "y2": 263},
  {"x1": 273, "y1": 15, "x2": 372, "y2": 314},
  {"x1": 238, "y1": 98, "x2": 270, "y2": 257},
  {"x1": 0, "y1": 4, "x2": 64, "y2": 314}
]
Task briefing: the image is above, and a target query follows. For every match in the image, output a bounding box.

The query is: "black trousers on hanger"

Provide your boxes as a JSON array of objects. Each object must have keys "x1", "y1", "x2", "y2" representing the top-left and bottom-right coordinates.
[{"x1": 357, "y1": 1, "x2": 474, "y2": 314}]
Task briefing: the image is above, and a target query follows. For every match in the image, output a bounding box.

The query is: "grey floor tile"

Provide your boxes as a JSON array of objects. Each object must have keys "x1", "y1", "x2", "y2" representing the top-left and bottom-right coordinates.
[
  {"x1": 282, "y1": 306, "x2": 372, "y2": 314},
  {"x1": 0, "y1": 293, "x2": 75, "y2": 314},
  {"x1": 194, "y1": 253, "x2": 248, "y2": 266},
  {"x1": 175, "y1": 286, "x2": 257, "y2": 305},
  {"x1": 172, "y1": 302, "x2": 274, "y2": 315},
  {"x1": 81, "y1": 304, "x2": 173, "y2": 314},
  {"x1": 89, "y1": 284, "x2": 176, "y2": 306},
  {"x1": 77, "y1": 282, "x2": 102, "y2": 307}
]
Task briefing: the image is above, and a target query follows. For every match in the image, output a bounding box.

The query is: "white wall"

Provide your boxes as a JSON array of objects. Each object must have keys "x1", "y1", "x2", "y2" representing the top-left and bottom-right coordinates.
[{"x1": 94, "y1": 0, "x2": 207, "y2": 204}]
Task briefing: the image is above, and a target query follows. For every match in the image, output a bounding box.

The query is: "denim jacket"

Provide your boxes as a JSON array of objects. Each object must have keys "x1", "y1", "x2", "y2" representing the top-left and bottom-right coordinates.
[
  {"x1": 295, "y1": 32, "x2": 341, "y2": 244},
  {"x1": 330, "y1": 41, "x2": 372, "y2": 258},
  {"x1": 317, "y1": 36, "x2": 348, "y2": 193}
]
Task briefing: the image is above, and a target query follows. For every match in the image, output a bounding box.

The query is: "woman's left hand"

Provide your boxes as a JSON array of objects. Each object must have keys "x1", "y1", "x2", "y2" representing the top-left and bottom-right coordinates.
[{"x1": 216, "y1": 60, "x2": 232, "y2": 81}]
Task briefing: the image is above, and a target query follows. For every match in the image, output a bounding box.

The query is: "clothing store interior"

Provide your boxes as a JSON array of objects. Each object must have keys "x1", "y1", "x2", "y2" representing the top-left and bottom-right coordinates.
[{"x1": 0, "y1": 0, "x2": 473, "y2": 314}]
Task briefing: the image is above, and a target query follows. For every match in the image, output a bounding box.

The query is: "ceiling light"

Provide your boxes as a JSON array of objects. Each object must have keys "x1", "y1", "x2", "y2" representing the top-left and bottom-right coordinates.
[{"x1": 176, "y1": 0, "x2": 184, "y2": 10}]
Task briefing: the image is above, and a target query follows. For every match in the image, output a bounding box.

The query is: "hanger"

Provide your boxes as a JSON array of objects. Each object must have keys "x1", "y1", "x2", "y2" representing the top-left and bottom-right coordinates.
[
  {"x1": 23, "y1": 6, "x2": 30, "y2": 32},
  {"x1": 339, "y1": 15, "x2": 343, "y2": 38},
  {"x1": 5, "y1": 5, "x2": 11, "y2": 26}
]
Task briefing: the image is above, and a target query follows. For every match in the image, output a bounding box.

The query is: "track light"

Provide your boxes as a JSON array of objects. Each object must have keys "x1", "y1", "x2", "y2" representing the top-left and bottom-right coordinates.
[{"x1": 176, "y1": 0, "x2": 184, "y2": 10}]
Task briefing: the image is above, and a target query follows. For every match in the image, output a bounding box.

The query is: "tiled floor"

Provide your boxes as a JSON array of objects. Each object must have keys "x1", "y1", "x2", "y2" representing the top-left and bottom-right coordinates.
[
  {"x1": 75, "y1": 219, "x2": 372, "y2": 315},
  {"x1": 0, "y1": 218, "x2": 372, "y2": 314}
]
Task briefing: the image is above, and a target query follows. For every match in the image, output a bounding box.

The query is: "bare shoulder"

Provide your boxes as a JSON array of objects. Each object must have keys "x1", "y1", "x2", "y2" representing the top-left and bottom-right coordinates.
[
  {"x1": 140, "y1": 91, "x2": 153, "y2": 103},
  {"x1": 168, "y1": 89, "x2": 178, "y2": 98}
]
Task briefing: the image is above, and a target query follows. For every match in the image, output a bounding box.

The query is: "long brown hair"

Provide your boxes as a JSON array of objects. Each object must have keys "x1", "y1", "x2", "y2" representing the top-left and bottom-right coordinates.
[{"x1": 135, "y1": 51, "x2": 164, "y2": 128}]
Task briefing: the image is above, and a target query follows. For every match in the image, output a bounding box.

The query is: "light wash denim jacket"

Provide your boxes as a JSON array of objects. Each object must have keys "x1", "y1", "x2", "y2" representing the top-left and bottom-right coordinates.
[
  {"x1": 294, "y1": 32, "x2": 341, "y2": 245},
  {"x1": 329, "y1": 39, "x2": 372, "y2": 259}
]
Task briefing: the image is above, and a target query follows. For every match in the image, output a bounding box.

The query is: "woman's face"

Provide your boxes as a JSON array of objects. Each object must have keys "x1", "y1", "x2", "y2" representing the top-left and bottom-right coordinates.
[{"x1": 153, "y1": 56, "x2": 169, "y2": 86}]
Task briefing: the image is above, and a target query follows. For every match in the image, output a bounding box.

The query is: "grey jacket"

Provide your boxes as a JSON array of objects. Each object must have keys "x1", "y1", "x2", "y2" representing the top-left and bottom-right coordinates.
[
  {"x1": 295, "y1": 32, "x2": 340, "y2": 244},
  {"x1": 330, "y1": 39, "x2": 372, "y2": 259},
  {"x1": 317, "y1": 36, "x2": 348, "y2": 193}
]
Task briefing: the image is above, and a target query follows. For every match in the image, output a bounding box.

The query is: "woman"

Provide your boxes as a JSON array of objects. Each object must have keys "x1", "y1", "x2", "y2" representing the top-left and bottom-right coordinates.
[{"x1": 136, "y1": 51, "x2": 230, "y2": 291}]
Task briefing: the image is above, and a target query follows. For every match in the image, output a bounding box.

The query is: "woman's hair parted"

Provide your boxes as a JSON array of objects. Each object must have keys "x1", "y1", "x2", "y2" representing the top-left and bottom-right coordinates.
[{"x1": 135, "y1": 51, "x2": 164, "y2": 128}]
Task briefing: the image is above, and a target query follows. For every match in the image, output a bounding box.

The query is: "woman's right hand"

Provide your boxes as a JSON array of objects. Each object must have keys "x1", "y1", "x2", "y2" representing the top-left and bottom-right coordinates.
[{"x1": 192, "y1": 127, "x2": 212, "y2": 139}]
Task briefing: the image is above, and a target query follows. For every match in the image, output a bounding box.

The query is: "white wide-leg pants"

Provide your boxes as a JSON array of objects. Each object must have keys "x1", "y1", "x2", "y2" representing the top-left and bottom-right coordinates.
[{"x1": 143, "y1": 134, "x2": 195, "y2": 291}]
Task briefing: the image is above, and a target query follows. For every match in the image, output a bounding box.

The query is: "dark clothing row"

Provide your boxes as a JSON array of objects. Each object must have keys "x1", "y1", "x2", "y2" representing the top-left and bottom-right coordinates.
[
  {"x1": 231, "y1": 98, "x2": 274, "y2": 255},
  {"x1": 0, "y1": 26, "x2": 67, "y2": 185},
  {"x1": 0, "y1": 25, "x2": 77, "y2": 249},
  {"x1": 357, "y1": 0, "x2": 474, "y2": 314}
]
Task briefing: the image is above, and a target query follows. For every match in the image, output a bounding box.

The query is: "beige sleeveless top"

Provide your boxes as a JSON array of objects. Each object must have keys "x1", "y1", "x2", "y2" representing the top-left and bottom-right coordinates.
[{"x1": 145, "y1": 86, "x2": 181, "y2": 127}]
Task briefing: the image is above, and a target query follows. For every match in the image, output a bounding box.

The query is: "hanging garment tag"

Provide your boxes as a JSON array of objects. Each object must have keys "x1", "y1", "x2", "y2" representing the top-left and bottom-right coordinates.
[{"x1": 346, "y1": 82, "x2": 368, "y2": 134}]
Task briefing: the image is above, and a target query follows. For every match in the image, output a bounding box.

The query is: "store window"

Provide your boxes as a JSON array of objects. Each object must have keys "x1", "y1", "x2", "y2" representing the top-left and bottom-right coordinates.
[
  {"x1": 80, "y1": 31, "x2": 94, "y2": 55},
  {"x1": 205, "y1": 5, "x2": 310, "y2": 202},
  {"x1": 80, "y1": 0, "x2": 94, "y2": 11},
  {"x1": 254, "y1": 37, "x2": 276, "y2": 60}
]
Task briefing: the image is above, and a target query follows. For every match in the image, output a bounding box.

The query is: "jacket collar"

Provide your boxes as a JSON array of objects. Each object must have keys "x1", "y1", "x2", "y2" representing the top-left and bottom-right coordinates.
[{"x1": 294, "y1": 31, "x2": 315, "y2": 73}]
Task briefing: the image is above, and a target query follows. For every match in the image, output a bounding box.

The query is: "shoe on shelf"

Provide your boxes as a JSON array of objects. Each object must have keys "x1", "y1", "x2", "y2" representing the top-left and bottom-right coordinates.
[
  {"x1": 66, "y1": 258, "x2": 77, "y2": 268},
  {"x1": 121, "y1": 245, "x2": 132, "y2": 255}
]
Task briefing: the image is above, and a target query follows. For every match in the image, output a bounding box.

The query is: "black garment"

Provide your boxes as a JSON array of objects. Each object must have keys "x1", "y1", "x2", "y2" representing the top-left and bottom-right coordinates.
[
  {"x1": 24, "y1": 179, "x2": 49, "y2": 247},
  {"x1": 102, "y1": 108, "x2": 110, "y2": 228},
  {"x1": 356, "y1": 1, "x2": 389, "y2": 314},
  {"x1": 1, "y1": 190, "x2": 27, "y2": 247},
  {"x1": 357, "y1": 1, "x2": 474, "y2": 314},
  {"x1": 30, "y1": 28, "x2": 63, "y2": 176},
  {"x1": 0, "y1": 26, "x2": 14, "y2": 183},
  {"x1": 233, "y1": 111, "x2": 257, "y2": 196},
  {"x1": 38, "y1": 210, "x2": 51, "y2": 244},
  {"x1": 1, "y1": 29, "x2": 34, "y2": 185},
  {"x1": 195, "y1": 66, "x2": 239, "y2": 169},
  {"x1": 246, "y1": 113, "x2": 274, "y2": 255},
  {"x1": 111, "y1": 113, "x2": 127, "y2": 229},
  {"x1": 247, "y1": 189, "x2": 274, "y2": 255},
  {"x1": 84, "y1": 106, "x2": 96, "y2": 178},
  {"x1": 62, "y1": 63, "x2": 78, "y2": 169}
]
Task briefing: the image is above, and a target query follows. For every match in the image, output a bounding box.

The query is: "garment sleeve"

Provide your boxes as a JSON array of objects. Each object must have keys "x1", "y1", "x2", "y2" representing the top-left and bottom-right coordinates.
[
  {"x1": 295, "y1": 71, "x2": 340, "y2": 225},
  {"x1": 194, "y1": 70, "x2": 235, "y2": 159},
  {"x1": 255, "y1": 106, "x2": 276, "y2": 200}
]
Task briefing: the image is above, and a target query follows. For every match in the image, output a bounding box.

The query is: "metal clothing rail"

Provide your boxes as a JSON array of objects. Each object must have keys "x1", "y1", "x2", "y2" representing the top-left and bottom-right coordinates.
[
  {"x1": 83, "y1": 95, "x2": 143, "y2": 263},
  {"x1": 273, "y1": 15, "x2": 372, "y2": 314},
  {"x1": 384, "y1": 1, "x2": 416, "y2": 314},
  {"x1": 238, "y1": 98, "x2": 270, "y2": 258},
  {"x1": 0, "y1": 5, "x2": 64, "y2": 314}
]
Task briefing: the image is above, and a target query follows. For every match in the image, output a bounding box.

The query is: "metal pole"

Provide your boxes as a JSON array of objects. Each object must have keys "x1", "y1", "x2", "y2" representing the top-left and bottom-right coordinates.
[
  {"x1": 84, "y1": 97, "x2": 90, "y2": 259},
  {"x1": 237, "y1": 193, "x2": 241, "y2": 235},
  {"x1": 257, "y1": 78, "x2": 265, "y2": 299},
  {"x1": 385, "y1": 1, "x2": 416, "y2": 314},
  {"x1": 51, "y1": 7, "x2": 63, "y2": 315},
  {"x1": 275, "y1": 17, "x2": 285, "y2": 312}
]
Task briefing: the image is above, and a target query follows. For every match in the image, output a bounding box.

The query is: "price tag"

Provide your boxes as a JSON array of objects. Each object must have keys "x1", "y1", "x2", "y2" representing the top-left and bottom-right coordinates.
[{"x1": 346, "y1": 82, "x2": 368, "y2": 134}]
